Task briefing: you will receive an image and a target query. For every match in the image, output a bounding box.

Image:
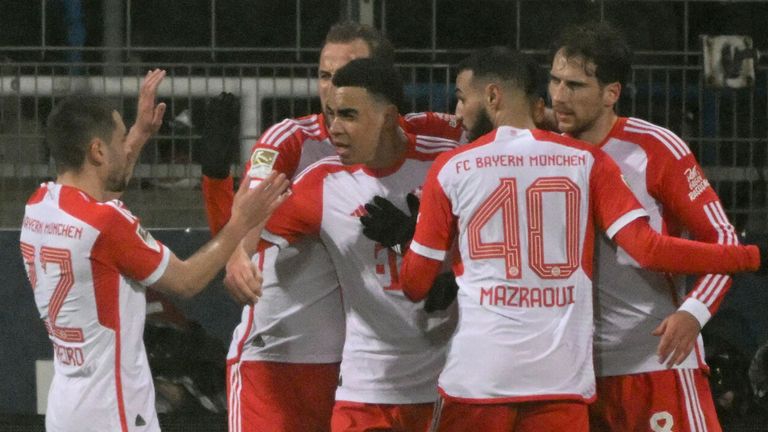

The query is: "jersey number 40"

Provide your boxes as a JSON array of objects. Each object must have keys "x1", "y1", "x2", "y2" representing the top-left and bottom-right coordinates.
[{"x1": 467, "y1": 177, "x2": 581, "y2": 280}]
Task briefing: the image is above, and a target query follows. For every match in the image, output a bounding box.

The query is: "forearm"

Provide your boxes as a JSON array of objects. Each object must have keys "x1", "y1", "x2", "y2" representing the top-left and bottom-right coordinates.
[
  {"x1": 241, "y1": 225, "x2": 264, "y2": 256},
  {"x1": 400, "y1": 251, "x2": 442, "y2": 302},
  {"x1": 154, "y1": 218, "x2": 250, "y2": 297},
  {"x1": 613, "y1": 219, "x2": 759, "y2": 274}
]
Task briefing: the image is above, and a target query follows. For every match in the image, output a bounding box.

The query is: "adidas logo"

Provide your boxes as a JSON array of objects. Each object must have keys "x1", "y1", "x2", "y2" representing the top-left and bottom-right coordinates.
[
  {"x1": 252, "y1": 334, "x2": 266, "y2": 347},
  {"x1": 350, "y1": 205, "x2": 367, "y2": 218},
  {"x1": 135, "y1": 414, "x2": 146, "y2": 427}
]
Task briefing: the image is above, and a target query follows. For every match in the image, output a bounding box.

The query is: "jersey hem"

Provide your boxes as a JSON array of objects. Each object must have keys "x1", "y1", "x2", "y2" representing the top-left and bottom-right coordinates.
[
  {"x1": 227, "y1": 352, "x2": 343, "y2": 364},
  {"x1": 437, "y1": 387, "x2": 596, "y2": 405},
  {"x1": 261, "y1": 230, "x2": 289, "y2": 249},
  {"x1": 335, "y1": 389, "x2": 438, "y2": 405}
]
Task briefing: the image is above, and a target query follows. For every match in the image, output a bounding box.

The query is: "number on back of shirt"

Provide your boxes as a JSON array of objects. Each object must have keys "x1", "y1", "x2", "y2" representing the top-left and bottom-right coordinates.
[
  {"x1": 466, "y1": 176, "x2": 581, "y2": 280},
  {"x1": 20, "y1": 242, "x2": 85, "y2": 343}
]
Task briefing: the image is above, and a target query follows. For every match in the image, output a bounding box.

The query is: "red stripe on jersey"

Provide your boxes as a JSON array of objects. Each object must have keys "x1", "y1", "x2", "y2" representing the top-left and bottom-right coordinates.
[
  {"x1": 623, "y1": 118, "x2": 691, "y2": 160},
  {"x1": 273, "y1": 124, "x2": 322, "y2": 148},
  {"x1": 115, "y1": 320, "x2": 129, "y2": 432},
  {"x1": 415, "y1": 140, "x2": 458, "y2": 154},
  {"x1": 292, "y1": 156, "x2": 344, "y2": 185},
  {"x1": 407, "y1": 134, "x2": 459, "y2": 162},
  {"x1": 64, "y1": 196, "x2": 165, "y2": 283},
  {"x1": 697, "y1": 273, "x2": 728, "y2": 307},
  {"x1": 401, "y1": 112, "x2": 465, "y2": 142},
  {"x1": 20, "y1": 242, "x2": 37, "y2": 288},
  {"x1": 260, "y1": 117, "x2": 299, "y2": 144},
  {"x1": 91, "y1": 239, "x2": 121, "y2": 330},
  {"x1": 27, "y1": 184, "x2": 47, "y2": 205},
  {"x1": 230, "y1": 252, "x2": 265, "y2": 364},
  {"x1": 694, "y1": 343, "x2": 708, "y2": 373},
  {"x1": 90, "y1": 232, "x2": 128, "y2": 430},
  {"x1": 261, "y1": 115, "x2": 321, "y2": 146},
  {"x1": 703, "y1": 202, "x2": 737, "y2": 245}
]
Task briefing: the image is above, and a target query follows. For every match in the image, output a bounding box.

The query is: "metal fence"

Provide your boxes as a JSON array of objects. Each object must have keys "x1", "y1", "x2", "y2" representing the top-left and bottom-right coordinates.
[{"x1": 1, "y1": 0, "x2": 767, "y2": 231}]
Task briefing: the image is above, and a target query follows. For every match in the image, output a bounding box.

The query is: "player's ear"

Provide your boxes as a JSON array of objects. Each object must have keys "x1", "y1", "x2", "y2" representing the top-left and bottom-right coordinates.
[
  {"x1": 485, "y1": 83, "x2": 502, "y2": 110},
  {"x1": 86, "y1": 137, "x2": 107, "y2": 166},
  {"x1": 602, "y1": 81, "x2": 621, "y2": 108},
  {"x1": 384, "y1": 103, "x2": 399, "y2": 126}
]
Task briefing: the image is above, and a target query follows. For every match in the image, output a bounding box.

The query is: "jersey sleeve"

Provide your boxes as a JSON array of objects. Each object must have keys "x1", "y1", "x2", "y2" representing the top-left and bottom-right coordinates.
[
  {"x1": 402, "y1": 112, "x2": 467, "y2": 143},
  {"x1": 201, "y1": 175, "x2": 234, "y2": 235},
  {"x1": 243, "y1": 118, "x2": 310, "y2": 181},
  {"x1": 96, "y1": 202, "x2": 170, "y2": 286},
  {"x1": 202, "y1": 118, "x2": 313, "y2": 236},
  {"x1": 401, "y1": 154, "x2": 456, "y2": 300},
  {"x1": 612, "y1": 218, "x2": 758, "y2": 274},
  {"x1": 648, "y1": 147, "x2": 739, "y2": 326},
  {"x1": 260, "y1": 166, "x2": 324, "y2": 249},
  {"x1": 590, "y1": 149, "x2": 649, "y2": 237}
]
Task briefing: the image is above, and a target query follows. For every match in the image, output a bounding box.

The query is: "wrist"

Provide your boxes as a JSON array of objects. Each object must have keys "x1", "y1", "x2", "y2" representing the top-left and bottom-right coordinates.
[
  {"x1": 679, "y1": 298, "x2": 711, "y2": 329},
  {"x1": 225, "y1": 212, "x2": 250, "y2": 236}
]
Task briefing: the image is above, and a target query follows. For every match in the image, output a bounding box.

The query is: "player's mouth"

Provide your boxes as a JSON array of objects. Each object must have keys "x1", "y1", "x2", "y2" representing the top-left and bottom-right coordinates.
[
  {"x1": 334, "y1": 142, "x2": 351, "y2": 157},
  {"x1": 554, "y1": 109, "x2": 574, "y2": 123}
]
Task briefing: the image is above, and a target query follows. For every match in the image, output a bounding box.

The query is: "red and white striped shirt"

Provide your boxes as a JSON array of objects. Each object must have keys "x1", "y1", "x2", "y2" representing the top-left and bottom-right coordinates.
[
  {"x1": 20, "y1": 182, "x2": 170, "y2": 432},
  {"x1": 401, "y1": 125, "x2": 758, "y2": 403},
  {"x1": 260, "y1": 132, "x2": 460, "y2": 404},
  {"x1": 226, "y1": 112, "x2": 464, "y2": 366},
  {"x1": 593, "y1": 117, "x2": 738, "y2": 376},
  {"x1": 404, "y1": 126, "x2": 645, "y2": 402}
]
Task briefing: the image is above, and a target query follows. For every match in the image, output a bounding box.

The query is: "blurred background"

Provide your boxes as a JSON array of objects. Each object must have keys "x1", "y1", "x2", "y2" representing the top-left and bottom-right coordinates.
[{"x1": 1, "y1": 1, "x2": 768, "y2": 430}]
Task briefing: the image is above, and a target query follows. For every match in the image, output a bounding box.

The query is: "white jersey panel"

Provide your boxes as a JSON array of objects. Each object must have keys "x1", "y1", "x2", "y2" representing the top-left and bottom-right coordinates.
[
  {"x1": 595, "y1": 137, "x2": 698, "y2": 376},
  {"x1": 435, "y1": 128, "x2": 598, "y2": 401},
  {"x1": 21, "y1": 183, "x2": 165, "y2": 432},
  {"x1": 227, "y1": 237, "x2": 345, "y2": 363},
  {"x1": 231, "y1": 114, "x2": 344, "y2": 364},
  {"x1": 318, "y1": 161, "x2": 457, "y2": 404}
]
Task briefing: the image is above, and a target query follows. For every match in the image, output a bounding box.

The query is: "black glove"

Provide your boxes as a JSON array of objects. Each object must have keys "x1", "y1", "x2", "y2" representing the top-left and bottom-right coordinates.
[
  {"x1": 200, "y1": 92, "x2": 240, "y2": 179},
  {"x1": 424, "y1": 272, "x2": 459, "y2": 313},
  {"x1": 360, "y1": 193, "x2": 419, "y2": 250}
]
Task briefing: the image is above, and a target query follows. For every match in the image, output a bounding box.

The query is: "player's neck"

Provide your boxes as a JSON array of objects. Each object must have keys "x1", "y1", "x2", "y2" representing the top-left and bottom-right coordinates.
[
  {"x1": 575, "y1": 111, "x2": 618, "y2": 146},
  {"x1": 56, "y1": 169, "x2": 109, "y2": 202},
  {"x1": 495, "y1": 108, "x2": 537, "y2": 131},
  {"x1": 368, "y1": 127, "x2": 409, "y2": 169}
]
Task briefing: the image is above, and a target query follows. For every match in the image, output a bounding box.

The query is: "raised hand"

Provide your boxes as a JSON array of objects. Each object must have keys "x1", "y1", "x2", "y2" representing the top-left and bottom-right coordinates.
[
  {"x1": 128, "y1": 69, "x2": 167, "y2": 148},
  {"x1": 230, "y1": 170, "x2": 290, "y2": 232}
]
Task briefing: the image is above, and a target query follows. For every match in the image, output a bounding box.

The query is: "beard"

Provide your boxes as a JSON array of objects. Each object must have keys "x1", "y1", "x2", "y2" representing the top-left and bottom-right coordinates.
[
  {"x1": 105, "y1": 170, "x2": 129, "y2": 193},
  {"x1": 467, "y1": 107, "x2": 495, "y2": 142}
]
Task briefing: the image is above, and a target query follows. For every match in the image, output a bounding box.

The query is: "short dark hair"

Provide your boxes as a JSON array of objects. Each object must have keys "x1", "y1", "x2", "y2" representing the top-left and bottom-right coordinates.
[
  {"x1": 332, "y1": 58, "x2": 404, "y2": 112},
  {"x1": 457, "y1": 46, "x2": 542, "y2": 101},
  {"x1": 324, "y1": 21, "x2": 395, "y2": 66},
  {"x1": 46, "y1": 95, "x2": 117, "y2": 173},
  {"x1": 550, "y1": 21, "x2": 633, "y2": 87}
]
